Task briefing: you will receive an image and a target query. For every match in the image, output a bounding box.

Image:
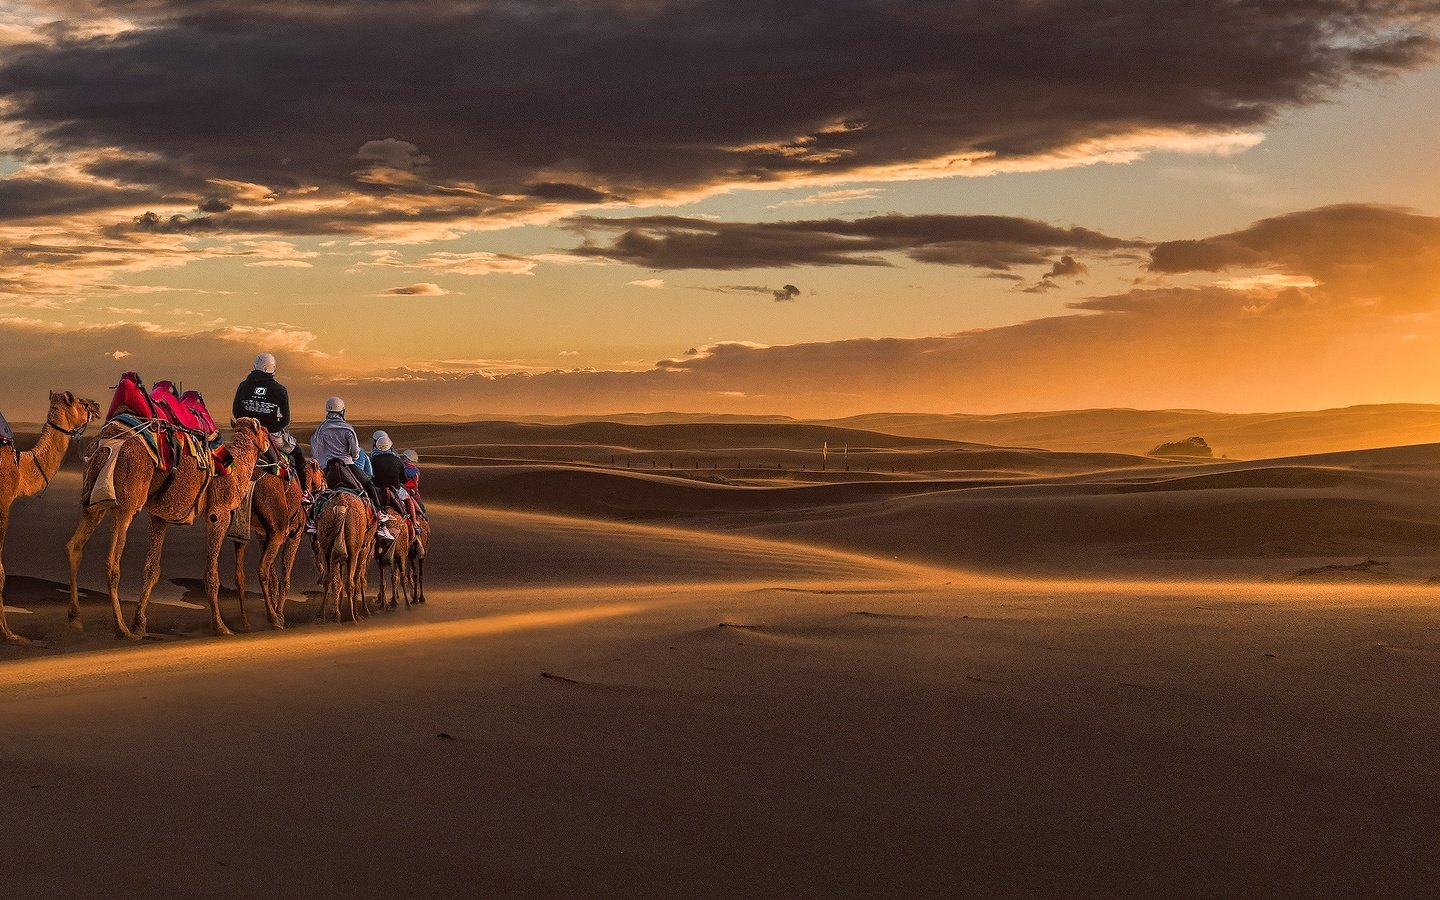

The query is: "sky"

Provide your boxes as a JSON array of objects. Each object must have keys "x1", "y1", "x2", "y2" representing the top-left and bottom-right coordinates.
[{"x1": 4, "y1": 0, "x2": 1440, "y2": 418}]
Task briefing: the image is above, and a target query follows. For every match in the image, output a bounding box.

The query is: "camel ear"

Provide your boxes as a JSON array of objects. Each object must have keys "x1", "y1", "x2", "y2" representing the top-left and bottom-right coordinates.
[{"x1": 62, "y1": 391, "x2": 74, "y2": 404}]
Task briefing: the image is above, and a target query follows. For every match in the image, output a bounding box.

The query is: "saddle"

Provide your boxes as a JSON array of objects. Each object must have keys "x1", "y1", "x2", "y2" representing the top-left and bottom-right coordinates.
[
  {"x1": 150, "y1": 380, "x2": 219, "y2": 438},
  {"x1": 101, "y1": 372, "x2": 225, "y2": 476},
  {"x1": 383, "y1": 486, "x2": 423, "y2": 525},
  {"x1": 106, "y1": 373, "x2": 220, "y2": 438},
  {"x1": 255, "y1": 432, "x2": 294, "y2": 480},
  {"x1": 325, "y1": 459, "x2": 363, "y2": 492},
  {"x1": 0, "y1": 410, "x2": 13, "y2": 448}
]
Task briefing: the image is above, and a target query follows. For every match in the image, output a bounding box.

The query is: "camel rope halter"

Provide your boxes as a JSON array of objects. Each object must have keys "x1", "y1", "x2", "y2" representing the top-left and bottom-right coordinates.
[{"x1": 31, "y1": 408, "x2": 97, "y2": 498}]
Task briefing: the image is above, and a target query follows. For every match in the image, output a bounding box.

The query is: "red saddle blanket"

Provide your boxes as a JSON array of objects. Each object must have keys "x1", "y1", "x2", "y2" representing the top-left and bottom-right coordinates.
[
  {"x1": 105, "y1": 372, "x2": 219, "y2": 437},
  {"x1": 151, "y1": 380, "x2": 218, "y2": 437}
]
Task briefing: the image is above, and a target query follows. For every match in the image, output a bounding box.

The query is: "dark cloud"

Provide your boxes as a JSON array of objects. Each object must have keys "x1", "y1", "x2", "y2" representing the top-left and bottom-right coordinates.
[
  {"x1": 382, "y1": 282, "x2": 451, "y2": 296},
  {"x1": 1148, "y1": 204, "x2": 1440, "y2": 311},
  {"x1": 1045, "y1": 255, "x2": 1087, "y2": 280},
  {"x1": 525, "y1": 182, "x2": 615, "y2": 203},
  {"x1": 697, "y1": 283, "x2": 805, "y2": 301},
  {"x1": 0, "y1": 175, "x2": 158, "y2": 221},
  {"x1": 197, "y1": 196, "x2": 234, "y2": 213},
  {"x1": 1, "y1": 1, "x2": 1435, "y2": 231},
  {"x1": 570, "y1": 213, "x2": 1140, "y2": 270},
  {"x1": 1017, "y1": 254, "x2": 1088, "y2": 292},
  {"x1": 131, "y1": 210, "x2": 219, "y2": 233}
]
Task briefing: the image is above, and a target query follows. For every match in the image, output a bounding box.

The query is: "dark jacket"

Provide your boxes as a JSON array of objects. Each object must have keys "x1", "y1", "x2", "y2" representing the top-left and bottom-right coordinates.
[
  {"x1": 232, "y1": 371, "x2": 290, "y2": 433},
  {"x1": 370, "y1": 449, "x2": 407, "y2": 488}
]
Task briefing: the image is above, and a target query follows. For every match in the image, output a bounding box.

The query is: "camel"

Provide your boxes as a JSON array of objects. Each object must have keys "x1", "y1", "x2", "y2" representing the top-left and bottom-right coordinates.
[
  {"x1": 0, "y1": 391, "x2": 100, "y2": 644},
  {"x1": 312, "y1": 491, "x2": 374, "y2": 623},
  {"x1": 66, "y1": 416, "x2": 269, "y2": 638},
  {"x1": 408, "y1": 515, "x2": 430, "y2": 605},
  {"x1": 232, "y1": 452, "x2": 305, "y2": 631},
  {"x1": 375, "y1": 514, "x2": 413, "y2": 611}
]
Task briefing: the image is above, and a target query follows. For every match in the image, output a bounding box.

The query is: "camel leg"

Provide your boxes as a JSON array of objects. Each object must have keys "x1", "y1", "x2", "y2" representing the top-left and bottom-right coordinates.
[
  {"x1": 132, "y1": 515, "x2": 170, "y2": 637},
  {"x1": 399, "y1": 557, "x2": 413, "y2": 608},
  {"x1": 358, "y1": 542, "x2": 374, "y2": 618},
  {"x1": 376, "y1": 555, "x2": 388, "y2": 610},
  {"x1": 65, "y1": 504, "x2": 107, "y2": 634},
  {"x1": 233, "y1": 539, "x2": 250, "y2": 632},
  {"x1": 0, "y1": 507, "x2": 28, "y2": 645},
  {"x1": 104, "y1": 507, "x2": 138, "y2": 639},
  {"x1": 204, "y1": 512, "x2": 235, "y2": 636},
  {"x1": 330, "y1": 558, "x2": 346, "y2": 623},
  {"x1": 347, "y1": 560, "x2": 360, "y2": 622},
  {"x1": 256, "y1": 533, "x2": 282, "y2": 629},
  {"x1": 276, "y1": 530, "x2": 301, "y2": 628}
]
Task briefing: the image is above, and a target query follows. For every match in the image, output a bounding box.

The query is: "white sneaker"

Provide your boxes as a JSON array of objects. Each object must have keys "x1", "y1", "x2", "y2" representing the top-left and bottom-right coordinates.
[{"x1": 377, "y1": 526, "x2": 394, "y2": 541}]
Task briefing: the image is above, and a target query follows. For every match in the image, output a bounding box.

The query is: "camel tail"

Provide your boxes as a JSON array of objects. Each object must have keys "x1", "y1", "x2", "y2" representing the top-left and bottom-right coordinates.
[{"x1": 329, "y1": 522, "x2": 349, "y2": 562}]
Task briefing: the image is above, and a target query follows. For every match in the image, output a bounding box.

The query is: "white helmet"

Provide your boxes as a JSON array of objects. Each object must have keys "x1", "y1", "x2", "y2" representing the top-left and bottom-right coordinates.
[
  {"x1": 325, "y1": 396, "x2": 345, "y2": 413},
  {"x1": 253, "y1": 352, "x2": 276, "y2": 374},
  {"x1": 402, "y1": 449, "x2": 419, "y2": 463},
  {"x1": 372, "y1": 430, "x2": 393, "y2": 451}
]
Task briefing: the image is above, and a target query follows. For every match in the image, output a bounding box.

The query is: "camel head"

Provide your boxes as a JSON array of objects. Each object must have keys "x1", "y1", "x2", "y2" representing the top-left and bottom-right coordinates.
[
  {"x1": 228, "y1": 417, "x2": 269, "y2": 456},
  {"x1": 47, "y1": 390, "x2": 101, "y2": 434},
  {"x1": 303, "y1": 458, "x2": 327, "y2": 493}
]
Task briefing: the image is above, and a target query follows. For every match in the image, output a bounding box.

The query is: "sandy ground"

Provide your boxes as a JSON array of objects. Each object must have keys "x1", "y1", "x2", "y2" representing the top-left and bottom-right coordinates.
[{"x1": 3, "y1": 422, "x2": 1440, "y2": 896}]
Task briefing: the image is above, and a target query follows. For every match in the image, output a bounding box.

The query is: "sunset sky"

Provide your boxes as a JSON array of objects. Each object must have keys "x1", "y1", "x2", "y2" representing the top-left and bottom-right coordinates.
[{"x1": 5, "y1": 1, "x2": 1440, "y2": 418}]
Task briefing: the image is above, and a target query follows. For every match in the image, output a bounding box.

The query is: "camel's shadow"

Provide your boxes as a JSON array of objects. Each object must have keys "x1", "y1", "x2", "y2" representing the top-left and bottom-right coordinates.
[{"x1": 170, "y1": 577, "x2": 317, "y2": 630}]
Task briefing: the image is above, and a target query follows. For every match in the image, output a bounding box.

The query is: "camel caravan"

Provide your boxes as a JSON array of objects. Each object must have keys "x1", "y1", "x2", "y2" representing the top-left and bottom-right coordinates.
[{"x1": 0, "y1": 356, "x2": 430, "y2": 644}]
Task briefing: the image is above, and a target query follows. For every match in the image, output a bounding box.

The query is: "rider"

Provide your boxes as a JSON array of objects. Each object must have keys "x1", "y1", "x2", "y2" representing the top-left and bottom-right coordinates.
[
  {"x1": 402, "y1": 448, "x2": 426, "y2": 516},
  {"x1": 232, "y1": 353, "x2": 306, "y2": 475},
  {"x1": 369, "y1": 430, "x2": 409, "y2": 517},
  {"x1": 309, "y1": 396, "x2": 393, "y2": 540}
]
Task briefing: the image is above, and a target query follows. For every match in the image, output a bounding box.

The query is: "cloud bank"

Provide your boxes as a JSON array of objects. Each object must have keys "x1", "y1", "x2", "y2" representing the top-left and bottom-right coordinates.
[
  {"x1": 1, "y1": 0, "x2": 1435, "y2": 238},
  {"x1": 0, "y1": 205, "x2": 1436, "y2": 419}
]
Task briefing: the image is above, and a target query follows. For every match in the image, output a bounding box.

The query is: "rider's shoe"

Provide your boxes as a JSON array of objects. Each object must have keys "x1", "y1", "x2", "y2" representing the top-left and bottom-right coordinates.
[{"x1": 377, "y1": 526, "x2": 395, "y2": 541}]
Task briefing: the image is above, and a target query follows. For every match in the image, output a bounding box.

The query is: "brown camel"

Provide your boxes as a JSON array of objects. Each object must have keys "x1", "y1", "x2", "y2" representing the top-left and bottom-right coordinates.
[
  {"x1": 375, "y1": 515, "x2": 413, "y2": 611},
  {"x1": 66, "y1": 417, "x2": 269, "y2": 638},
  {"x1": 0, "y1": 391, "x2": 100, "y2": 644},
  {"x1": 232, "y1": 456, "x2": 305, "y2": 631},
  {"x1": 409, "y1": 515, "x2": 430, "y2": 605},
  {"x1": 312, "y1": 492, "x2": 374, "y2": 623}
]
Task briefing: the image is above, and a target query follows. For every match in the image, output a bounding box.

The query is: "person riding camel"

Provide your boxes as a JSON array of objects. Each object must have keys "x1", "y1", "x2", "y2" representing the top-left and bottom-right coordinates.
[
  {"x1": 402, "y1": 448, "x2": 426, "y2": 517},
  {"x1": 309, "y1": 396, "x2": 393, "y2": 541},
  {"x1": 232, "y1": 353, "x2": 306, "y2": 477},
  {"x1": 369, "y1": 430, "x2": 410, "y2": 519}
]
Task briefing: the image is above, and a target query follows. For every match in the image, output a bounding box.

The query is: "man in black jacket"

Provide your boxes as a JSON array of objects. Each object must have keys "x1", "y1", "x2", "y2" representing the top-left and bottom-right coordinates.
[
  {"x1": 233, "y1": 352, "x2": 306, "y2": 472},
  {"x1": 369, "y1": 430, "x2": 408, "y2": 516}
]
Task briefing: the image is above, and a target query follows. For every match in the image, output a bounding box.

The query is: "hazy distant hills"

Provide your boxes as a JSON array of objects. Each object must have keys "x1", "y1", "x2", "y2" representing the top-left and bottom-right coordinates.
[{"x1": 367, "y1": 403, "x2": 1440, "y2": 460}]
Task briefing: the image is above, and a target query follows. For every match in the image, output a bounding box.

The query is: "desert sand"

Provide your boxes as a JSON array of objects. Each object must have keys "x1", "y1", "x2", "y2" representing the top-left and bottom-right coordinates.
[{"x1": 3, "y1": 417, "x2": 1440, "y2": 896}]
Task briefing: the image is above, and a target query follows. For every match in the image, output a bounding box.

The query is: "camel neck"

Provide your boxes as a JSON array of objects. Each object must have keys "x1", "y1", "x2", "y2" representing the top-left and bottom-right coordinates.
[{"x1": 18, "y1": 419, "x2": 73, "y2": 497}]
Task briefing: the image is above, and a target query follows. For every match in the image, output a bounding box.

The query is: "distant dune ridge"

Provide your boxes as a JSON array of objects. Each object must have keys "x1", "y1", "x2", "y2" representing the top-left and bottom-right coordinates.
[{"x1": 336, "y1": 402, "x2": 1440, "y2": 461}]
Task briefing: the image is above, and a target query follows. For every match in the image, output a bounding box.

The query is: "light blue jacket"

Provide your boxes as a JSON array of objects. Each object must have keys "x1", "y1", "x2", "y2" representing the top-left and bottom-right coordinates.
[{"x1": 310, "y1": 412, "x2": 360, "y2": 468}]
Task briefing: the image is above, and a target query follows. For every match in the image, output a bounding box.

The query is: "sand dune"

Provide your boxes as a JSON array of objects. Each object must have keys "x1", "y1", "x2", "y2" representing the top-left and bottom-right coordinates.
[
  {"x1": 4, "y1": 418, "x2": 1440, "y2": 895},
  {"x1": 824, "y1": 403, "x2": 1440, "y2": 459},
  {"x1": 405, "y1": 440, "x2": 1440, "y2": 581}
]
